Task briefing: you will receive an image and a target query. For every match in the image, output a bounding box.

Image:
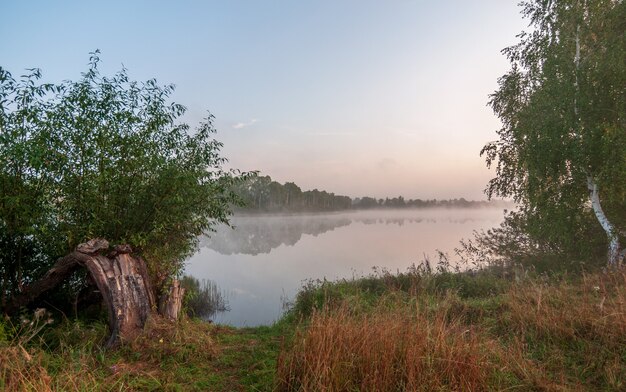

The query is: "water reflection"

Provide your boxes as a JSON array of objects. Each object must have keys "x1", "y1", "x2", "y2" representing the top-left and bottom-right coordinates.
[
  {"x1": 199, "y1": 214, "x2": 352, "y2": 255},
  {"x1": 200, "y1": 211, "x2": 497, "y2": 256},
  {"x1": 187, "y1": 208, "x2": 506, "y2": 327}
]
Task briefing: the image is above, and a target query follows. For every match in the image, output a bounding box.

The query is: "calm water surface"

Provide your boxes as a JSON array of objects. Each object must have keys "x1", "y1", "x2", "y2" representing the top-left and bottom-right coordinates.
[{"x1": 186, "y1": 208, "x2": 505, "y2": 326}]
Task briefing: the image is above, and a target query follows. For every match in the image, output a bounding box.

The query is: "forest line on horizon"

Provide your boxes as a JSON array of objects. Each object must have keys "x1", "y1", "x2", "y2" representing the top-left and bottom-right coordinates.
[{"x1": 233, "y1": 174, "x2": 513, "y2": 213}]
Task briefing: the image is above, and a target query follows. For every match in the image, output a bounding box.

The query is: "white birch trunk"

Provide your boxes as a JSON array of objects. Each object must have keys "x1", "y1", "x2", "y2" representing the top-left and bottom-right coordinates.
[
  {"x1": 587, "y1": 176, "x2": 621, "y2": 265},
  {"x1": 574, "y1": 24, "x2": 581, "y2": 118},
  {"x1": 573, "y1": 23, "x2": 622, "y2": 264}
]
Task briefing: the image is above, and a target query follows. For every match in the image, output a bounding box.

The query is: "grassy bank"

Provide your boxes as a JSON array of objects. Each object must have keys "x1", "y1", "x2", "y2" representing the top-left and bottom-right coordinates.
[
  {"x1": 0, "y1": 315, "x2": 287, "y2": 391},
  {"x1": 278, "y1": 266, "x2": 626, "y2": 391},
  {"x1": 2, "y1": 265, "x2": 625, "y2": 391}
]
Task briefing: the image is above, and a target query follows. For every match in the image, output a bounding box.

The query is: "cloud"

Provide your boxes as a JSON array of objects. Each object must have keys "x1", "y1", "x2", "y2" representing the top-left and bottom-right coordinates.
[{"x1": 232, "y1": 118, "x2": 258, "y2": 129}]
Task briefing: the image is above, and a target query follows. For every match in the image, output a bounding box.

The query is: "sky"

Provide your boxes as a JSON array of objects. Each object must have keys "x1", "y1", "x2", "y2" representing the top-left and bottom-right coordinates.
[{"x1": 1, "y1": 1, "x2": 528, "y2": 200}]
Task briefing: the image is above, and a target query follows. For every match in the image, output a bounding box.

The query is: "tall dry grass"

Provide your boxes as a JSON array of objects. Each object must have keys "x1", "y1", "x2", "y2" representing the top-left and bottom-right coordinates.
[
  {"x1": 502, "y1": 267, "x2": 626, "y2": 389},
  {"x1": 0, "y1": 315, "x2": 220, "y2": 391},
  {"x1": 277, "y1": 301, "x2": 498, "y2": 391},
  {"x1": 0, "y1": 345, "x2": 102, "y2": 391},
  {"x1": 506, "y1": 267, "x2": 626, "y2": 343},
  {"x1": 277, "y1": 267, "x2": 626, "y2": 391}
]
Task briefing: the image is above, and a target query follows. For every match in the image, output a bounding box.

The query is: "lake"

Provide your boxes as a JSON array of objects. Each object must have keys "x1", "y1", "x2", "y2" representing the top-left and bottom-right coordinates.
[{"x1": 185, "y1": 208, "x2": 506, "y2": 326}]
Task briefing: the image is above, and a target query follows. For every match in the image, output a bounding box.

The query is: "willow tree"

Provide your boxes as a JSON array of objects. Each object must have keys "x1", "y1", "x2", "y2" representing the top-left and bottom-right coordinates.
[
  {"x1": 483, "y1": 0, "x2": 625, "y2": 265},
  {"x1": 0, "y1": 53, "x2": 247, "y2": 340}
]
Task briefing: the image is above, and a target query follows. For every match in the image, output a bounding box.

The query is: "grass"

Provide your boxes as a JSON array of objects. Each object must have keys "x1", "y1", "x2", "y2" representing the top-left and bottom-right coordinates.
[
  {"x1": 277, "y1": 302, "x2": 496, "y2": 391},
  {"x1": 277, "y1": 266, "x2": 626, "y2": 391},
  {"x1": 0, "y1": 316, "x2": 283, "y2": 391},
  {"x1": 1, "y1": 264, "x2": 625, "y2": 391}
]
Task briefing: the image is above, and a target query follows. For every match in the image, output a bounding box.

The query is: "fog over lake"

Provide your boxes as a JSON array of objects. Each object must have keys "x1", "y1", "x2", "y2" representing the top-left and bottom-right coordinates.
[{"x1": 186, "y1": 208, "x2": 506, "y2": 326}]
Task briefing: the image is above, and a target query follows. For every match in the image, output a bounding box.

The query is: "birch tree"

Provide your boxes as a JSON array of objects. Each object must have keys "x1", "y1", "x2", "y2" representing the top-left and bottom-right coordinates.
[{"x1": 483, "y1": 0, "x2": 625, "y2": 265}]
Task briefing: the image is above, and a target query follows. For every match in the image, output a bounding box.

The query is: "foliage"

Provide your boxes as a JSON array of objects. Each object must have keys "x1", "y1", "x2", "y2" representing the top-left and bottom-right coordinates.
[
  {"x1": 458, "y1": 209, "x2": 607, "y2": 273},
  {"x1": 482, "y1": 0, "x2": 625, "y2": 263},
  {"x1": 0, "y1": 317, "x2": 6, "y2": 343},
  {"x1": 0, "y1": 52, "x2": 249, "y2": 302}
]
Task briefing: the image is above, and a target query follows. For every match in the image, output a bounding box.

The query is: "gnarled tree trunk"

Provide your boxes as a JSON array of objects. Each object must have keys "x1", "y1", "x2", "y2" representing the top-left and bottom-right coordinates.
[
  {"x1": 159, "y1": 279, "x2": 185, "y2": 321},
  {"x1": 6, "y1": 239, "x2": 155, "y2": 347}
]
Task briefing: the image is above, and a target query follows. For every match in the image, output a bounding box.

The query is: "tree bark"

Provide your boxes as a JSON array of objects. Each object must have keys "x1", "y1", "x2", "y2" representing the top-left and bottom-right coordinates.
[
  {"x1": 575, "y1": 24, "x2": 621, "y2": 265},
  {"x1": 159, "y1": 279, "x2": 185, "y2": 321},
  {"x1": 587, "y1": 177, "x2": 622, "y2": 265},
  {"x1": 5, "y1": 239, "x2": 155, "y2": 347}
]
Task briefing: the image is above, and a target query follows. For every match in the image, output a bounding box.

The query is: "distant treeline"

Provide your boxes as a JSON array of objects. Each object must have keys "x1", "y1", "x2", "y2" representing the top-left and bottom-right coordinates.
[
  {"x1": 233, "y1": 175, "x2": 511, "y2": 213},
  {"x1": 233, "y1": 176, "x2": 351, "y2": 212}
]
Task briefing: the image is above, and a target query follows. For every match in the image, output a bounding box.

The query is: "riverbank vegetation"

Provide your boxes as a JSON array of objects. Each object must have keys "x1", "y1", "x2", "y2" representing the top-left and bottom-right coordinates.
[
  {"x1": 278, "y1": 264, "x2": 626, "y2": 391},
  {"x1": 1, "y1": 0, "x2": 624, "y2": 390},
  {"x1": 1, "y1": 263, "x2": 624, "y2": 390}
]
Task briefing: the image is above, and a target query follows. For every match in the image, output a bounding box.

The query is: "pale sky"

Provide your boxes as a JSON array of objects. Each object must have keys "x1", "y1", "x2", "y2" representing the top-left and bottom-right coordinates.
[{"x1": 1, "y1": 1, "x2": 527, "y2": 200}]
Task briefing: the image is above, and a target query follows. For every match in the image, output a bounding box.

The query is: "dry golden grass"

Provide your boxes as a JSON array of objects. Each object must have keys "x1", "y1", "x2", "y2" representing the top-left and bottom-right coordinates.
[
  {"x1": 0, "y1": 315, "x2": 220, "y2": 391},
  {"x1": 277, "y1": 267, "x2": 626, "y2": 391},
  {"x1": 277, "y1": 301, "x2": 497, "y2": 391},
  {"x1": 501, "y1": 267, "x2": 626, "y2": 390},
  {"x1": 0, "y1": 344, "x2": 102, "y2": 391},
  {"x1": 506, "y1": 267, "x2": 626, "y2": 343}
]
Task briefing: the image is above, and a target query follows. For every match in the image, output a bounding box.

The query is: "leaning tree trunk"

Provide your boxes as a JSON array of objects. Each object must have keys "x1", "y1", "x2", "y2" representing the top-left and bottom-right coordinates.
[
  {"x1": 6, "y1": 239, "x2": 155, "y2": 347},
  {"x1": 587, "y1": 177, "x2": 622, "y2": 265}
]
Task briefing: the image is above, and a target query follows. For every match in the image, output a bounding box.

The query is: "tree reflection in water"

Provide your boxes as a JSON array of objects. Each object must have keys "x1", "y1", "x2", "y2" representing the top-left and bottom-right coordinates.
[
  {"x1": 199, "y1": 214, "x2": 352, "y2": 255},
  {"x1": 199, "y1": 212, "x2": 491, "y2": 256},
  {"x1": 189, "y1": 209, "x2": 508, "y2": 326}
]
